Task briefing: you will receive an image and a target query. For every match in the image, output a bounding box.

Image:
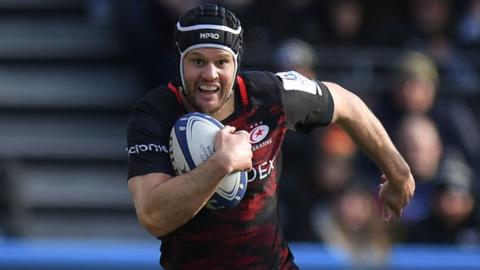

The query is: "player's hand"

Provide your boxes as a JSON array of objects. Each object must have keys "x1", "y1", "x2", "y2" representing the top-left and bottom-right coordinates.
[
  {"x1": 378, "y1": 174, "x2": 415, "y2": 222},
  {"x1": 213, "y1": 125, "x2": 252, "y2": 174}
]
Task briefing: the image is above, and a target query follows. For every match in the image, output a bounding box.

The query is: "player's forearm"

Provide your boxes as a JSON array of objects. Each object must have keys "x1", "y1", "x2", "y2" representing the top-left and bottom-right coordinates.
[
  {"x1": 334, "y1": 90, "x2": 411, "y2": 185},
  {"x1": 140, "y1": 155, "x2": 229, "y2": 236},
  {"x1": 339, "y1": 115, "x2": 411, "y2": 183}
]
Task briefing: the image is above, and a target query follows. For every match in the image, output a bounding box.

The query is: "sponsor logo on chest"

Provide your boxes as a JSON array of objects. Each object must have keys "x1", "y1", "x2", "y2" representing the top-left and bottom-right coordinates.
[
  {"x1": 247, "y1": 157, "x2": 275, "y2": 182},
  {"x1": 248, "y1": 122, "x2": 272, "y2": 151},
  {"x1": 246, "y1": 121, "x2": 276, "y2": 182}
]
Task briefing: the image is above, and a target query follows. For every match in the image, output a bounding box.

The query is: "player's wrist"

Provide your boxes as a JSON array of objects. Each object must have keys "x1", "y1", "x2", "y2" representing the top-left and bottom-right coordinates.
[
  {"x1": 209, "y1": 151, "x2": 235, "y2": 176},
  {"x1": 382, "y1": 172, "x2": 415, "y2": 199},
  {"x1": 386, "y1": 169, "x2": 414, "y2": 189}
]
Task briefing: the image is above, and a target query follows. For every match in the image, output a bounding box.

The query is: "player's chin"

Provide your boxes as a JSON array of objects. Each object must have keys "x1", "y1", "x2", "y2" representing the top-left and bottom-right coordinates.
[
  {"x1": 194, "y1": 99, "x2": 223, "y2": 113},
  {"x1": 203, "y1": 105, "x2": 223, "y2": 115},
  {"x1": 194, "y1": 101, "x2": 221, "y2": 115}
]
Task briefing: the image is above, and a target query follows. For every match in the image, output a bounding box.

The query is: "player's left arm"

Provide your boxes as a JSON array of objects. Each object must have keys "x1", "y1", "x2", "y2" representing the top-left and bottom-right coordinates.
[{"x1": 324, "y1": 81, "x2": 415, "y2": 222}]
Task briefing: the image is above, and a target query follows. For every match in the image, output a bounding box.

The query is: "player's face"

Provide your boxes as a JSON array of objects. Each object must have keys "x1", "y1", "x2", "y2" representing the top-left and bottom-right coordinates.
[{"x1": 183, "y1": 48, "x2": 235, "y2": 115}]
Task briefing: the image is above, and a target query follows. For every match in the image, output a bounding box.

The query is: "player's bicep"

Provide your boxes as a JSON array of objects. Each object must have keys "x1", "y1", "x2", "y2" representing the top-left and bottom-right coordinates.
[{"x1": 322, "y1": 81, "x2": 362, "y2": 123}]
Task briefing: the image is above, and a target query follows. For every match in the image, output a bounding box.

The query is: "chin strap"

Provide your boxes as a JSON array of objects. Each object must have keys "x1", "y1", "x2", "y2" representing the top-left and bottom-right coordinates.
[
  {"x1": 168, "y1": 82, "x2": 184, "y2": 108},
  {"x1": 179, "y1": 86, "x2": 188, "y2": 97},
  {"x1": 235, "y1": 75, "x2": 249, "y2": 107}
]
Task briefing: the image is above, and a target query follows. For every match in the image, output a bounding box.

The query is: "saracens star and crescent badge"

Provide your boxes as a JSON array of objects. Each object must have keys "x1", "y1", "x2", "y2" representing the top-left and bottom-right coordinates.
[{"x1": 249, "y1": 124, "x2": 269, "y2": 144}]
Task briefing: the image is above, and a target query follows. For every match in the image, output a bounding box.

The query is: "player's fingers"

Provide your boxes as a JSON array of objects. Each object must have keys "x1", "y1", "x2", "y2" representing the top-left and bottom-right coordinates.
[
  {"x1": 391, "y1": 202, "x2": 403, "y2": 219},
  {"x1": 235, "y1": 130, "x2": 250, "y2": 140},
  {"x1": 387, "y1": 200, "x2": 403, "y2": 221},
  {"x1": 378, "y1": 184, "x2": 392, "y2": 222},
  {"x1": 382, "y1": 204, "x2": 393, "y2": 222},
  {"x1": 222, "y1": 125, "x2": 236, "y2": 134},
  {"x1": 397, "y1": 207, "x2": 404, "y2": 219}
]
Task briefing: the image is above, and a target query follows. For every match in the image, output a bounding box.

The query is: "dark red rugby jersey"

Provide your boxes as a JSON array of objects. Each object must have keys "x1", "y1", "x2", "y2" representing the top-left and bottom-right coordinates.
[{"x1": 126, "y1": 71, "x2": 334, "y2": 270}]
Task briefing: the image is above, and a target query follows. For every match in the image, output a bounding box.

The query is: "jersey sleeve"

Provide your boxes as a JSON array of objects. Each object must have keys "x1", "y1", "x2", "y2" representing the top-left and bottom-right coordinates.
[
  {"x1": 275, "y1": 71, "x2": 334, "y2": 133},
  {"x1": 126, "y1": 103, "x2": 175, "y2": 180}
]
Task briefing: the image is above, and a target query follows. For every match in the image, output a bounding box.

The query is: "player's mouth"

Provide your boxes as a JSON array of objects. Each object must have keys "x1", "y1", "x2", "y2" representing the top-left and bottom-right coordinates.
[{"x1": 198, "y1": 84, "x2": 220, "y2": 93}]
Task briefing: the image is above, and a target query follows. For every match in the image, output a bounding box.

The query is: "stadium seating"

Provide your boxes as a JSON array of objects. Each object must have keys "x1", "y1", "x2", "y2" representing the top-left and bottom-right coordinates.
[{"x1": 0, "y1": 0, "x2": 149, "y2": 239}]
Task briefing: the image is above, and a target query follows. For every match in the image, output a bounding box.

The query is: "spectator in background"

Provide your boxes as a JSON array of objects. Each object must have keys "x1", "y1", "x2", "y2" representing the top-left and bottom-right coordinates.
[
  {"x1": 308, "y1": 125, "x2": 358, "y2": 202},
  {"x1": 426, "y1": 34, "x2": 479, "y2": 95},
  {"x1": 358, "y1": 0, "x2": 450, "y2": 47},
  {"x1": 273, "y1": 38, "x2": 318, "y2": 79},
  {"x1": 373, "y1": 52, "x2": 436, "y2": 129},
  {"x1": 365, "y1": 52, "x2": 439, "y2": 188},
  {"x1": 395, "y1": 114, "x2": 443, "y2": 225},
  {"x1": 248, "y1": 0, "x2": 324, "y2": 46},
  {"x1": 377, "y1": 51, "x2": 480, "y2": 183},
  {"x1": 457, "y1": 0, "x2": 480, "y2": 49},
  {"x1": 310, "y1": 186, "x2": 391, "y2": 267},
  {"x1": 285, "y1": 125, "x2": 358, "y2": 241},
  {"x1": 321, "y1": 0, "x2": 368, "y2": 46},
  {"x1": 455, "y1": 0, "x2": 480, "y2": 113},
  {"x1": 404, "y1": 0, "x2": 479, "y2": 94},
  {"x1": 407, "y1": 149, "x2": 480, "y2": 245},
  {"x1": 406, "y1": 0, "x2": 452, "y2": 46}
]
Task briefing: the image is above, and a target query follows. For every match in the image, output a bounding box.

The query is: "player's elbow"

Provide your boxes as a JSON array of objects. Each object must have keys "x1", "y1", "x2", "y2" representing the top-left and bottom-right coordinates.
[{"x1": 137, "y1": 211, "x2": 171, "y2": 237}]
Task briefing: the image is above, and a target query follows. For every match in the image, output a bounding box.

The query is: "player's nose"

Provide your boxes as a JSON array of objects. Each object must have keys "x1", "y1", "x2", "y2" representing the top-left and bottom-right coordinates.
[{"x1": 201, "y1": 63, "x2": 219, "y2": 81}]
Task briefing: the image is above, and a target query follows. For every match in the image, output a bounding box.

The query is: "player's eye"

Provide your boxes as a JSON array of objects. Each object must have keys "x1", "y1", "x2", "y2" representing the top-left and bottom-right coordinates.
[
  {"x1": 192, "y1": 58, "x2": 204, "y2": 65},
  {"x1": 217, "y1": 59, "x2": 230, "y2": 66}
]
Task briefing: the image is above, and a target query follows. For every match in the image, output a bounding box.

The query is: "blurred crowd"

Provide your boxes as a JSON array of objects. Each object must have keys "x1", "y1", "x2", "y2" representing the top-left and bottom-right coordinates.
[{"x1": 111, "y1": 0, "x2": 480, "y2": 267}]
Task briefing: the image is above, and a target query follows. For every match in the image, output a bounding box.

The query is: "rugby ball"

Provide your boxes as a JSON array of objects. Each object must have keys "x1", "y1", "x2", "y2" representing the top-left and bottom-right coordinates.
[{"x1": 169, "y1": 112, "x2": 248, "y2": 209}]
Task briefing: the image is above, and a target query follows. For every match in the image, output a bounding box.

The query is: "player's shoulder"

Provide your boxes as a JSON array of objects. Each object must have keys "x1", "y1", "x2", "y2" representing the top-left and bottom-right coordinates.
[
  {"x1": 239, "y1": 71, "x2": 281, "y2": 91},
  {"x1": 132, "y1": 84, "x2": 181, "y2": 115},
  {"x1": 238, "y1": 70, "x2": 330, "y2": 104},
  {"x1": 237, "y1": 71, "x2": 284, "y2": 105},
  {"x1": 128, "y1": 84, "x2": 183, "y2": 130},
  {"x1": 239, "y1": 70, "x2": 327, "y2": 93}
]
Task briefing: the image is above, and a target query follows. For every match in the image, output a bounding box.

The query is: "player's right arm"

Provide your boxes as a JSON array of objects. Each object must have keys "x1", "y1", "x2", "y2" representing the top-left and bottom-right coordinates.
[{"x1": 128, "y1": 126, "x2": 252, "y2": 237}]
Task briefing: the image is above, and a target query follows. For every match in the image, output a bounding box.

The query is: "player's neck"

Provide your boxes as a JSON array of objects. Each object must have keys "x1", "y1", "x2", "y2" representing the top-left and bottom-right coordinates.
[{"x1": 210, "y1": 93, "x2": 235, "y2": 121}]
